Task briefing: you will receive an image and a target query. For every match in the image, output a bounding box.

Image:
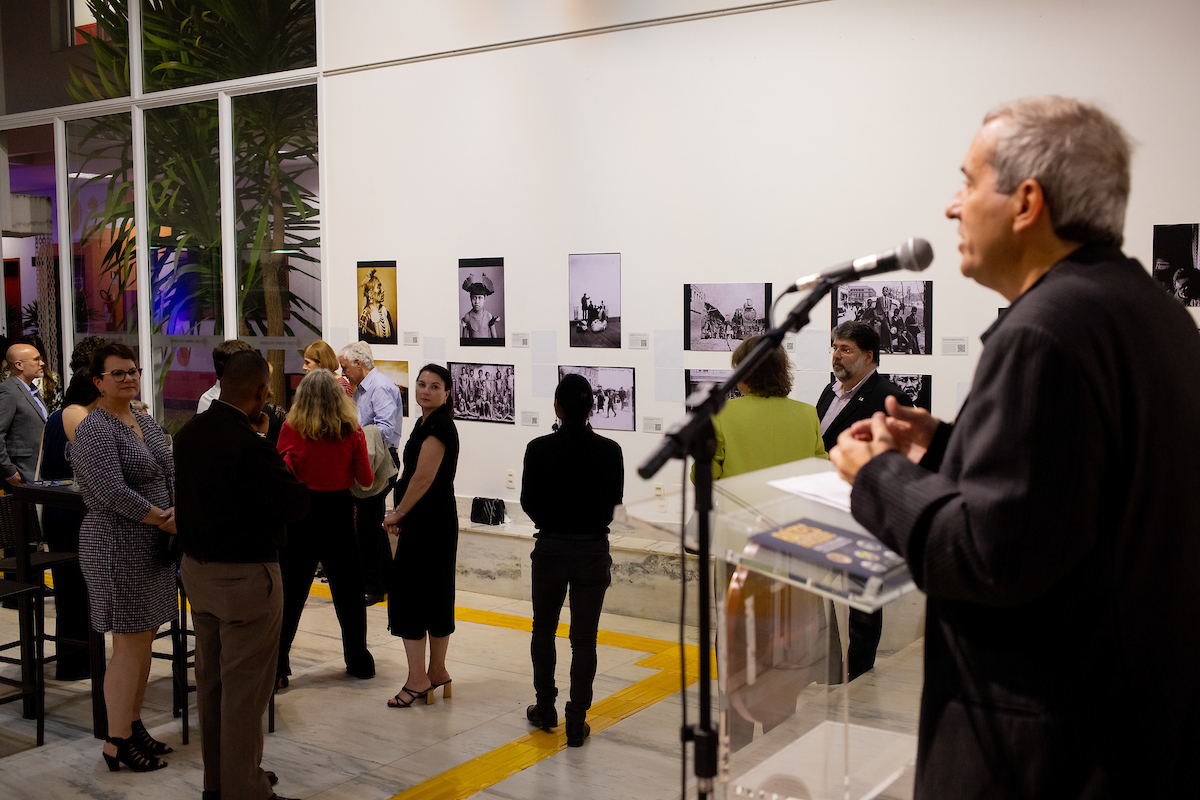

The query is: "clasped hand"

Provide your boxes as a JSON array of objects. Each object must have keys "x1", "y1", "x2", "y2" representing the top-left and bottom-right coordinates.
[
  {"x1": 382, "y1": 508, "x2": 403, "y2": 536},
  {"x1": 829, "y1": 396, "x2": 940, "y2": 485}
]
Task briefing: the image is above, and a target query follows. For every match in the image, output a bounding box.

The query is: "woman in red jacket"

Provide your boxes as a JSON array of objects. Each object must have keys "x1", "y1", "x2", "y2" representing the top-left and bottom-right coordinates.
[{"x1": 276, "y1": 368, "x2": 375, "y2": 686}]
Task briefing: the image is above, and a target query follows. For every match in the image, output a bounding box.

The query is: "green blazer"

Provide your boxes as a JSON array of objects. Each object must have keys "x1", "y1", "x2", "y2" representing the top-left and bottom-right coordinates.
[{"x1": 704, "y1": 394, "x2": 827, "y2": 481}]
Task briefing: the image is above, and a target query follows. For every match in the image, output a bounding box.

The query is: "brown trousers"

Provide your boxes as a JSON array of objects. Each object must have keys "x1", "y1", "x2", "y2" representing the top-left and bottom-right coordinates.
[{"x1": 181, "y1": 555, "x2": 282, "y2": 800}]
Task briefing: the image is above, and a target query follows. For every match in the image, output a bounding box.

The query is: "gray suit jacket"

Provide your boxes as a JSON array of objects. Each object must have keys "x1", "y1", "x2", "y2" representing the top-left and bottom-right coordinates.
[{"x1": 0, "y1": 375, "x2": 48, "y2": 481}]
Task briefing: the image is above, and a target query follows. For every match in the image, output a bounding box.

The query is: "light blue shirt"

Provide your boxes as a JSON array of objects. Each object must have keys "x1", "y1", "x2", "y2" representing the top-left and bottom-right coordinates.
[
  {"x1": 354, "y1": 367, "x2": 402, "y2": 448},
  {"x1": 26, "y1": 380, "x2": 47, "y2": 420}
]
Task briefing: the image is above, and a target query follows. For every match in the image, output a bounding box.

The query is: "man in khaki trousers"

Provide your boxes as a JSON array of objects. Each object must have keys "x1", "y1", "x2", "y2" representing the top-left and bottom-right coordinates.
[{"x1": 175, "y1": 351, "x2": 310, "y2": 800}]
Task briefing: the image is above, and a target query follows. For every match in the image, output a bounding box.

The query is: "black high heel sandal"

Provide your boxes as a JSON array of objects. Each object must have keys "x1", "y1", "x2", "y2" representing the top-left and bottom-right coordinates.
[
  {"x1": 130, "y1": 719, "x2": 173, "y2": 755},
  {"x1": 386, "y1": 686, "x2": 432, "y2": 708},
  {"x1": 103, "y1": 736, "x2": 168, "y2": 772}
]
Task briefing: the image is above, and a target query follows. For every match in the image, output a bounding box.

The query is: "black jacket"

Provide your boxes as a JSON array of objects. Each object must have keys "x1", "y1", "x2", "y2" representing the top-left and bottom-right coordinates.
[
  {"x1": 815, "y1": 371, "x2": 912, "y2": 453},
  {"x1": 850, "y1": 244, "x2": 1200, "y2": 799},
  {"x1": 174, "y1": 400, "x2": 309, "y2": 563},
  {"x1": 521, "y1": 423, "x2": 623, "y2": 539}
]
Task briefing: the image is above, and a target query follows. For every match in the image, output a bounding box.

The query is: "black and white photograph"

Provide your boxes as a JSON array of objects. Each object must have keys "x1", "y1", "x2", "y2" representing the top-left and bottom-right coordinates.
[
  {"x1": 558, "y1": 365, "x2": 635, "y2": 432},
  {"x1": 883, "y1": 373, "x2": 932, "y2": 412},
  {"x1": 1152, "y1": 224, "x2": 1200, "y2": 307},
  {"x1": 459, "y1": 257, "x2": 506, "y2": 346},
  {"x1": 357, "y1": 260, "x2": 398, "y2": 344},
  {"x1": 685, "y1": 283, "x2": 772, "y2": 351},
  {"x1": 569, "y1": 253, "x2": 621, "y2": 348},
  {"x1": 449, "y1": 361, "x2": 515, "y2": 424},
  {"x1": 684, "y1": 369, "x2": 745, "y2": 403},
  {"x1": 832, "y1": 280, "x2": 934, "y2": 355}
]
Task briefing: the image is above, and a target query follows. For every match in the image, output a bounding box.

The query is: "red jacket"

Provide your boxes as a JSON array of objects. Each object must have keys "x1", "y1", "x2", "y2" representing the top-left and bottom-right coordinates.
[{"x1": 277, "y1": 421, "x2": 373, "y2": 491}]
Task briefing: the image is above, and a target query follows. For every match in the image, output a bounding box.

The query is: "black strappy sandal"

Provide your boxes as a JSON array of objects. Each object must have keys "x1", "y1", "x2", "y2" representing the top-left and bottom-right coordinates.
[
  {"x1": 131, "y1": 719, "x2": 173, "y2": 755},
  {"x1": 386, "y1": 686, "x2": 431, "y2": 708}
]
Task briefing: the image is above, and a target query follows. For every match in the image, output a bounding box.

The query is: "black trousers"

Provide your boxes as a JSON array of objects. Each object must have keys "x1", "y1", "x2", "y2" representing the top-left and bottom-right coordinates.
[
  {"x1": 277, "y1": 489, "x2": 372, "y2": 677},
  {"x1": 354, "y1": 483, "x2": 394, "y2": 596},
  {"x1": 43, "y1": 506, "x2": 91, "y2": 678},
  {"x1": 530, "y1": 537, "x2": 611, "y2": 723}
]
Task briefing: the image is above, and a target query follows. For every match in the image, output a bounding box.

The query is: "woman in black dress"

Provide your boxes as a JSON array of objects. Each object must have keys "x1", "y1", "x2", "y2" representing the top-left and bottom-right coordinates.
[
  {"x1": 36, "y1": 367, "x2": 100, "y2": 680},
  {"x1": 383, "y1": 364, "x2": 460, "y2": 708}
]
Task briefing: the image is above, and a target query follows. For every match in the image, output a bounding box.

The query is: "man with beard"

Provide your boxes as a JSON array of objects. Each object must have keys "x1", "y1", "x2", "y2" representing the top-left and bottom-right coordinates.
[{"x1": 815, "y1": 320, "x2": 912, "y2": 679}]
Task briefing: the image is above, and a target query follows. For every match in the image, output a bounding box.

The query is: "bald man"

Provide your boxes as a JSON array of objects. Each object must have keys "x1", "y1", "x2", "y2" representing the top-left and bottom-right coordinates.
[{"x1": 0, "y1": 344, "x2": 48, "y2": 485}]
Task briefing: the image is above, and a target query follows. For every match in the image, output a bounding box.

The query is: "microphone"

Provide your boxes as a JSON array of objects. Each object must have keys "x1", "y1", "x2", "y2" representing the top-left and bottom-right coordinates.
[{"x1": 787, "y1": 237, "x2": 934, "y2": 293}]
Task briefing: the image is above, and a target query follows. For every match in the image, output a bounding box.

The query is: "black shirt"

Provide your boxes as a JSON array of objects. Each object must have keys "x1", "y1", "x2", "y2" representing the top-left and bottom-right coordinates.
[
  {"x1": 521, "y1": 422, "x2": 623, "y2": 539},
  {"x1": 174, "y1": 400, "x2": 310, "y2": 563}
]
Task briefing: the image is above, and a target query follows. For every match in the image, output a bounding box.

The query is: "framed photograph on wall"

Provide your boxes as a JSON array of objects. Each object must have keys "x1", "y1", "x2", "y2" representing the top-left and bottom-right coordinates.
[
  {"x1": 459, "y1": 257, "x2": 505, "y2": 346},
  {"x1": 684, "y1": 283, "x2": 772, "y2": 351},
  {"x1": 357, "y1": 261, "x2": 398, "y2": 344},
  {"x1": 448, "y1": 361, "x2": 515, "y2": 423},
  {"x1": 832, "y1": 280, "x2": 934, "y2": 355},
  {"x1": 558, "y1": 365, "x2": 635, "y2": 432},
  {"x1": 373, "y1": 360, "x2": 410, "y2": 416},
  {"x1": 883, "y1": 372, "x2": 932, "y2": 412},
  {"x1": 684, "y1": 369, "x2": 744, "y2": 403},
  {"x1": 569, "y1": 253, "x2": 621, "y2": 348},
  {"x1": 1152, "y1": 223, "x2": 1200, "y2": 306}
]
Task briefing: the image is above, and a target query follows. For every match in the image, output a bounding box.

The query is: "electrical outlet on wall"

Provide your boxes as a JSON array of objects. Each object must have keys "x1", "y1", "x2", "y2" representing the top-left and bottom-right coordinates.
[{"x1": 505, "y1": 469, "x2": 516, "y2": 490}]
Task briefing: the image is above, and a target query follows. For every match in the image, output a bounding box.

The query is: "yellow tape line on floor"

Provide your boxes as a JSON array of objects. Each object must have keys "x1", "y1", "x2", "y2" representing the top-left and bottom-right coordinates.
[{"x1": 308, "y1": 582, "x2": 711, "y2": 800}]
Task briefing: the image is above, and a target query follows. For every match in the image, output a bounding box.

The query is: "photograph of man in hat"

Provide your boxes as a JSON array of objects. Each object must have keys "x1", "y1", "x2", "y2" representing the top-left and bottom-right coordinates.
[{"x1": 458, "y1": 258, "x2": 505, "y2": 346}]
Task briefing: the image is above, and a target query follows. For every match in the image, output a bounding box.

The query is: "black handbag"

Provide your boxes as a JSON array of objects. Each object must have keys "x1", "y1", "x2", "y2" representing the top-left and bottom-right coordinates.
[{"x1": 470, "y1": 497, "x2": 506, "y2": 526}]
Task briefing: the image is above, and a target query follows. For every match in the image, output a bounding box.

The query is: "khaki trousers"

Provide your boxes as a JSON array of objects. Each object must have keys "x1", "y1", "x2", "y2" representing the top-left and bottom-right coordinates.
[{"x1": 181, "y1": 555, "x2": 282, "y2": 800}]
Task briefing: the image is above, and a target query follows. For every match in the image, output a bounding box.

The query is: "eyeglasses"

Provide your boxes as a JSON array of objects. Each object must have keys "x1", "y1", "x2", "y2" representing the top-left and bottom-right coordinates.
[
  {"x1": 828, "y1": 345, "x2": 860, "y2": 356},
  {"x1": 103, "y1": 367, "x2": 143, "y2": 382}
]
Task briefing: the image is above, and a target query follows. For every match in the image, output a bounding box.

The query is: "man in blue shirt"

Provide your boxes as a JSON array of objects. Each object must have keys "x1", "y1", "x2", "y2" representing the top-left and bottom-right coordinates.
[
  {"x1": 0, "y1": 343, "x2": 48, "y2": 485},
  {"x1": 338, "y1": 341, "x2": 403, "y2": 605}
]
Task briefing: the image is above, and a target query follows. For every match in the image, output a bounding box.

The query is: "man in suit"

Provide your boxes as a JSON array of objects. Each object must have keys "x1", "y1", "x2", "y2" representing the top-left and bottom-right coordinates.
[
  {"x1": 0, "y1": 343, "x2": 49, "y2": 485},
  {"x1": 175, "y1": 351, "x2": 310, "y2": 800},
  {"x1": 814, "y1": 323, "x2": 912, "y2": 679},
  {"x1": 831, "y1": 97, "x2": 1200, "y2": 798}
]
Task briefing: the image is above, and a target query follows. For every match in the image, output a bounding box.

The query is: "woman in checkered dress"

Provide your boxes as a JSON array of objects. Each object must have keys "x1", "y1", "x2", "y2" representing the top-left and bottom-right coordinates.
[{"x1": 73, "y1": 343, "x2": 177, "y2": 773}]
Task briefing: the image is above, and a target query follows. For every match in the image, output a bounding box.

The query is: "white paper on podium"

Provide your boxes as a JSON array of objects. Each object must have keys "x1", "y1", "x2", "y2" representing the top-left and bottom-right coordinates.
[{"x1": 767, "y1": 470, "x2": 852, "y2": 513}]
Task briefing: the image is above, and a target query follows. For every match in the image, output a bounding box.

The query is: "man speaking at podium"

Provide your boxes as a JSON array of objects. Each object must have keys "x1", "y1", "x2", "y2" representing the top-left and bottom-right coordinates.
[{"x1": 830, "y1": 97, "x2": 1200, "y2": 799}]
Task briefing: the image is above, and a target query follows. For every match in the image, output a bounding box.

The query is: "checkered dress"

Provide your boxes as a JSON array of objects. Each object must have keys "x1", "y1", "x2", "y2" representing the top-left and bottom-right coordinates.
[{"x1": 74, "y1": 408, "x2": 177, "y2": 634}]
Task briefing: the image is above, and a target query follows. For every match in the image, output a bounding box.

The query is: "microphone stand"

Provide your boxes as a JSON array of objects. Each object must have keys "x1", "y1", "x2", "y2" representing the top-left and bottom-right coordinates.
[{"x1": 638, "y1": 277, "x2": 838, "y2": 799}]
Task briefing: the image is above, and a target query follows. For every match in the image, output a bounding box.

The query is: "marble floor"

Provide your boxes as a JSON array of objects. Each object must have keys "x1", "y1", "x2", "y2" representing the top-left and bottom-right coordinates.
[{"x1": 0, "y1": 586, "x2": 921, "y2": 800}]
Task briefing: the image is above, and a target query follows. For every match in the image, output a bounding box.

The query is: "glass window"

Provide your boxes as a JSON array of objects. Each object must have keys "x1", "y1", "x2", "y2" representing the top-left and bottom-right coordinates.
[
  {"x1": 141, "y1": 0, "x2": 316, "y2": 93},
  {"x1": 144, "y1": 100, "x2": 221, "y2": 430},
  {"x1": 0, "y1": 0, "x2": 129, "y2": 114},
  {"x1": 234, "y1": 85, "x2": 320, "y2": 408}
]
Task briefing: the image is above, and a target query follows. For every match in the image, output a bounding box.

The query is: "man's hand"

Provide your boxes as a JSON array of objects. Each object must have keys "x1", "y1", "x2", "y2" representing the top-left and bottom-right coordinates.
[
  {"x1": 6, "y1": 472, "x2": 21, "y2": 486},
  {"x1": 250, "y1": 411, "x2": 271, "y2": 435},
  {"x1": 830, "y1": 413, "x2": 897, "y2": 485},
  {"x1": 878, "y1": 395, "x2": 940, "y2": 463},
  {"x1": 158, "y1": 507, "x2": 177, "y2": 535}
]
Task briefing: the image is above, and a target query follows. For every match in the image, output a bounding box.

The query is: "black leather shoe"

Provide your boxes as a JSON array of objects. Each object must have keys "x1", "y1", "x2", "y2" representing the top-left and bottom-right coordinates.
[
  {"x1": 566, "y1": 719, "x2": 591, "y2": 747},
  {"x1": 201, "y1": 773, "x2": 277, "y2": 799},
  {"x1": 364, "y1": 592, "x2": 386, "y2": 606},
  {"x1": 526, "y1": 703, "x2": 556, "y2": 732}
]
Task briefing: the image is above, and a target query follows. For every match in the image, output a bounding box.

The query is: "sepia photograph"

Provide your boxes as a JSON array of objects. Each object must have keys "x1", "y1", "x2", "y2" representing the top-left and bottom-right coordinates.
[
  {"x1": 569, "y1": 253, "x2": 622, "y2": 348},
  {"x1": 357, "y1": 261, "x2": 398, "y2": 344},
  {"x1": 558, "y1": 365, "x2": 635, "y2": 432},
  {"x1": 458, "y1": 257, "x2": 506, "y2": 346},
  {"x1": 1152, "y1": 224, "x2": 1200, "y2": 307},
  {"x1": 685, "y1": 283, "x2": 772, "y2": 351},
  {"x1": 373, "y1": 360, "x2": 410, "y2": 416},
  {"x1": 832, "y1": 280, "x2": 933, "y2": 355},
  {"x1": 684, "y1": 369, "x2": 745, "y2": 404},
  {"x1": 448, "y1": 362, "x2": 515, "y2": 424},
  {"x1": 883, "y1": 373, "x2": 932, "y2": 412}
]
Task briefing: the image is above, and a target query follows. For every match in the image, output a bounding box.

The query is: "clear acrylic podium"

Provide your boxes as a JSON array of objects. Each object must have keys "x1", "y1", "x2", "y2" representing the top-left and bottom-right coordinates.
[{"x1": 622, "y1": 458, "x2": 922, "y2": 800}]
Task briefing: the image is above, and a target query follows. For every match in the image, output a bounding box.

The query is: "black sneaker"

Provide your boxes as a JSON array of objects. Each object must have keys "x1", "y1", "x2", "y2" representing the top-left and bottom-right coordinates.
[
  {"x1": 526, "y1": 703, "x2": 556, "y2": 732},
  {"x1": 566, "y1": 719, "x2": 591, "y2": 747}
]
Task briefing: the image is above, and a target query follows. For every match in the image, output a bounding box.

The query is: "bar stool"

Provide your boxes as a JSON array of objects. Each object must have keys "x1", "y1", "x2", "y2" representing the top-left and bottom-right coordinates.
[{"x1": 0, "y1": 577, "x2": 46, "y2": 745}]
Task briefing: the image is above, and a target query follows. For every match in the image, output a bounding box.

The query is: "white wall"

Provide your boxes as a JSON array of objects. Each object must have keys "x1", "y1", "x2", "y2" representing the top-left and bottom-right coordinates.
[{"x1": 322, "y1": 0, "x2": 1200, "y2": 505}]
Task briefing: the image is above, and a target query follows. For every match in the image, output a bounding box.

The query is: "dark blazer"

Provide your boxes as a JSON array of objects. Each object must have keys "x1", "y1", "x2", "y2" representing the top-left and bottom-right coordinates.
[
  {"x1": 174, "y1": 400, "x2": 310, "y2": 563},
  {"x1": 815, "y1": 371, "x2": 911, "y2": 452},
  {"x1": 0, "y1": 375, "x2": 47, "y2": 481},
  {"x1": 521, "y1": 423, "x2": 623, "y2": 539},
  {"x1": 850, "y1": 244, "x2": 1200, "y2": 799}
]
